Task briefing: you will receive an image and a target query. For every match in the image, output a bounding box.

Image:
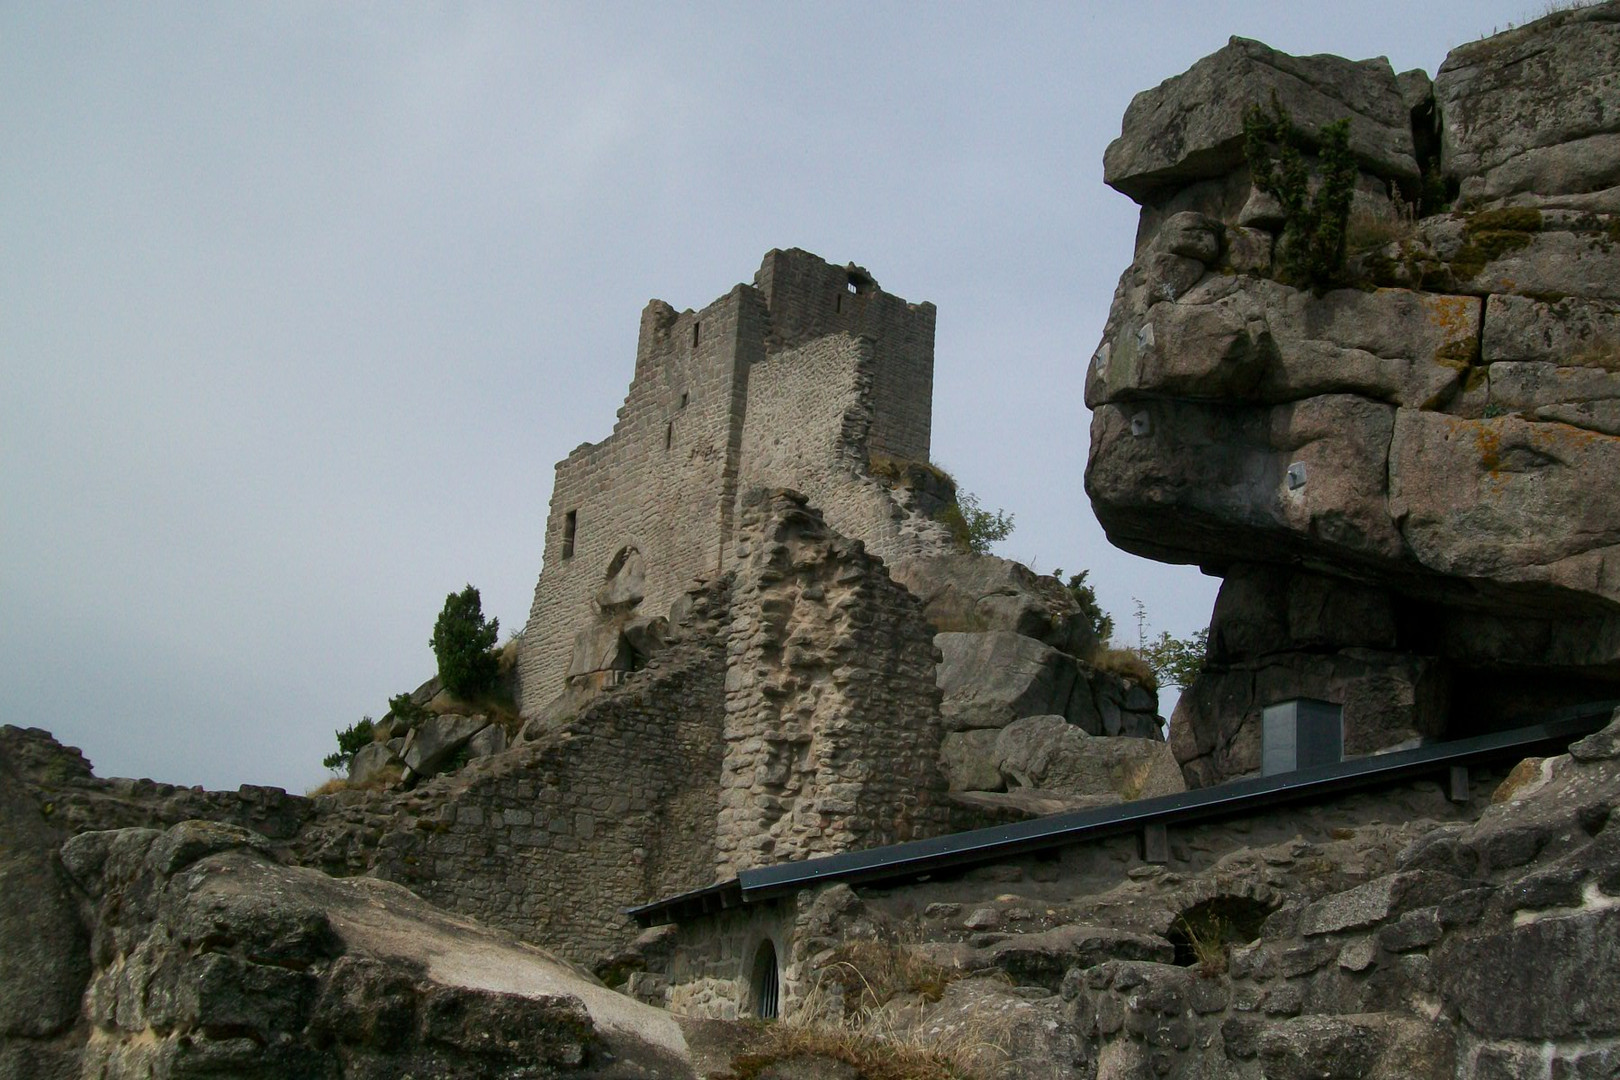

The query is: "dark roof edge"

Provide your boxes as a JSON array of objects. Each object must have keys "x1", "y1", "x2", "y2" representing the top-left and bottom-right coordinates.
[{"x1": 629, "y1": 706, "x2": 1615, "y2": 927}]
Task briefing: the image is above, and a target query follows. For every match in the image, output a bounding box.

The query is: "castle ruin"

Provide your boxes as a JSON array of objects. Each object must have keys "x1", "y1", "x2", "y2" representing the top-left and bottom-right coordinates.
[{"x1": 517, "y1": 248, "x2": 951, "y2": 718}]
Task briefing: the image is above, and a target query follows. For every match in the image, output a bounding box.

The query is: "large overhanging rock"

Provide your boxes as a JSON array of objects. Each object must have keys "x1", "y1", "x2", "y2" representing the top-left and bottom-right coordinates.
[
  {"x1": 1087, "y1": 393, "x2": 1403, "y2": 571},
  {"x1": 1089, "y1": 11, "x2": 1620, "y2": 786},
  {"x1": 1436, "y1": 3, "x2": 1620, "y2": 210},
  {"x1": 1103, "y1": 36, "x2": 1420, "y2": 205}
]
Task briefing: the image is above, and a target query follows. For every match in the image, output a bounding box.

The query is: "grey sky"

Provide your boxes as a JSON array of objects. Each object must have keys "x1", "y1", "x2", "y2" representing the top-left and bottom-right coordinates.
[{"x1": 2, "y1": 2, "x2": 1540, "y2": 792}]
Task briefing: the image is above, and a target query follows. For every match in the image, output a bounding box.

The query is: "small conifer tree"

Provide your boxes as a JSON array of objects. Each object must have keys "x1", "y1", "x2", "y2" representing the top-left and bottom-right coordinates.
[
  {"x1": 1244, "y1": 93, "x2": 1357, "y2": 290},
  {"x1": 431, "y1": 584, "x2": 500, "y2": 698}
]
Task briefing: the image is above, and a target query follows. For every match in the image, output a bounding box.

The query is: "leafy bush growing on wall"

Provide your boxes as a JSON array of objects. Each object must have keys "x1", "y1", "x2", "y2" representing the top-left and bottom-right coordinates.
[
  {"x1": 1142, "y1": 626, "x2": 1210, "y2": 689},
  {"x1": 1244, "y1": 93, "x2": 1357, "y2": 290},
  {"x1": 937, "y1": 490, "x2": 1015, "y2": 555},
  {"x1": 432, "y1": 584, "x2": 501, "y2": 698}
]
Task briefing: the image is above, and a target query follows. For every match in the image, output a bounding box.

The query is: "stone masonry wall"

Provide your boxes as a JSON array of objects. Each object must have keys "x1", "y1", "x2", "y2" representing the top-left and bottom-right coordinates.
[
  {"x1": 663, "y1": 902, "x2": 795, "y2": 1021},
  {"x1": 519, "y1": 285, "x2": 765, "y2": 712},
  {"x1": 737, "y1": 332, "x2": 953, "y2": 568},
  {"x1": 751, "y1": 248, "x2": 936, "y2": 463},
  {"x1": 520, "y1": 248, "x2": 941, "y2": 719},
  {"x1": 299, "y1": 592, "x2": 730, "y2": 966},
  {"x1": 716, "y1": 489, "x2": 951, "y2": 877}
]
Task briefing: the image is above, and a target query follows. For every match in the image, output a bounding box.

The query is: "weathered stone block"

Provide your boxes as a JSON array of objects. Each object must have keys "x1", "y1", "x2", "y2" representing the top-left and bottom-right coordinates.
[
  {"x1": 1436, "y1": 5, "x2": 1620, "y2": 207},
  {"x1": 1104, "y1": 37, "x2": 1418, "y2": 202}
]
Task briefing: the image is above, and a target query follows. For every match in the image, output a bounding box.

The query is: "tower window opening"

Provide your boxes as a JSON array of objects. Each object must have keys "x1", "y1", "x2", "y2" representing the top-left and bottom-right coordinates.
[
  {"x1": 835, "y1": 293, "x2": 842, "y2": 313},
  {"x1": 680, "y1": 391, "x2": 689, "y2": 409},
  {"x1": 666, "y1": 422, "x2": 674, "y2": 450},
  {"x1": 846, "y1": 278, "x2": 858, "y2": 294},
  {"x1": 562, "y1": 511, "x2": 577, "y2": 559},
  {"x1": 750, "y1": 939, "x2": 780, "y2": 1020},
  {"x1": 692, "y1": 321, "x2": 701, "y2": 347}
]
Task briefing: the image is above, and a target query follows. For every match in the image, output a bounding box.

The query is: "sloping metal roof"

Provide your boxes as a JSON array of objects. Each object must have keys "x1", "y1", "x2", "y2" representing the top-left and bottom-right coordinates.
[{"x1": 629, "y1": 704, "x2": 1615, "y2": 927}]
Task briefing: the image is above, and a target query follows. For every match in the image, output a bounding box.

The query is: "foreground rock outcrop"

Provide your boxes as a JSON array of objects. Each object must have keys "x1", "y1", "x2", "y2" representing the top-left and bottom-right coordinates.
[
  {"x1": 753, "y1": 709, "x2": 1620, "y2": 1080},
  {"x1": 65, "y1": 821, "x2": 694, "y2": 1079},
  {"x1": 1088, "y1": 5, "x2": 1620, "y2": 786}
]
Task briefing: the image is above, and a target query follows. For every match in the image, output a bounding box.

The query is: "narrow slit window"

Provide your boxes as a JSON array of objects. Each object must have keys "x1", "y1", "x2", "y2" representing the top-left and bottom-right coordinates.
[
  {"x1": 835, "y1": 293, "x2": 842, "y2": 313},
  {"x1": 680, "y1": 392, "x2": 689, "y2": 409},
  {"x1": 692, "y1": 321, "x2": 701, "y2": 348},
  {"x1": 562, "y1": 510, "x2": 577, "y2": 559},
  {"x1": 666, "y1": 421, "x2": 674, "y2": 450}
]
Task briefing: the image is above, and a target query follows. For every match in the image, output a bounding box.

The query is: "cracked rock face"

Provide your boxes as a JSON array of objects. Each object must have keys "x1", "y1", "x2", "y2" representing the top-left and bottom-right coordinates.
[
  {"x1": 48, "y1": 819, "x2": 695, "y2": 1080},
  {"x1": 1089, "y1": 7, "x2": 1620, "y2": 786}
]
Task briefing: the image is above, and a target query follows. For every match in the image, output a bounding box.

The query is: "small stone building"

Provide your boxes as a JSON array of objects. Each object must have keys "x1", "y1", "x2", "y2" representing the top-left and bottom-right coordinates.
[{"x1": 518, "y1": 249, "x2": 951, "y2": 719}]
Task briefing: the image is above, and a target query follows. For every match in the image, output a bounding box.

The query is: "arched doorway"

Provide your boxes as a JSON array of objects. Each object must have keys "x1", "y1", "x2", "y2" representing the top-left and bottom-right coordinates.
[{"x1": 749, "y1": 938, "x2": 780, "y2": 1020}]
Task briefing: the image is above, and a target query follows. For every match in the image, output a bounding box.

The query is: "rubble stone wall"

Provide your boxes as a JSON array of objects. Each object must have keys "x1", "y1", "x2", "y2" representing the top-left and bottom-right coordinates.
[
  {"x1": 299, "y1": 619, "x2": 729, "y2": 966},
  {"x1": 663, "y1": 903, "x2": 795, "y2": 1021},
  {"x1": 716, "y1": 490, "x2": 951, "y2": 876}
]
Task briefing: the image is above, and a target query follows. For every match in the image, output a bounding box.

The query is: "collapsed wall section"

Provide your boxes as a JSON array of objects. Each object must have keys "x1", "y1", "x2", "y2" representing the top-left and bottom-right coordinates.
[
  {"x1": 308, "y1": 617, "x2": 727, "y2": 966},
  {"x1": 716, "y1": 489, "x2": 950, "y2": 877},
  {"x1": 737, "y1": 331, "x2": 952, "y2": 568}
]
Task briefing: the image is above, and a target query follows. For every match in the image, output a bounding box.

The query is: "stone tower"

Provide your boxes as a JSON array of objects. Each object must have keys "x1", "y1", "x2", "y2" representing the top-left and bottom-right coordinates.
[{"x1": 518, "y1": 249, "x2": 950, "y2": 718}]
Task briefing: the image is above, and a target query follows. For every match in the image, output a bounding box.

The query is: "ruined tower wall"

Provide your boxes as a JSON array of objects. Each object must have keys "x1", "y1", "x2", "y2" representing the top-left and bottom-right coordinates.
[
  {"x1": 519, "y1": 249, "x2": 940, "y2": 718},
  {"x1": 518, "y1": 287, "x2": 767, "y2": 712},
  {"x1": 736, "y1": 333, "x2": 943, "y2": 568},
  {"x1": 753, "y1": 249, "x2": 936, "y2": 463}
]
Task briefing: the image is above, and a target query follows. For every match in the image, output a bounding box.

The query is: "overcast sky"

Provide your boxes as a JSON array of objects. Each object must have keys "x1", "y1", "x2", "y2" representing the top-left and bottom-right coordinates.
[{"x1": 3, "y1": 2, "x2": 1541, "y2": 792}]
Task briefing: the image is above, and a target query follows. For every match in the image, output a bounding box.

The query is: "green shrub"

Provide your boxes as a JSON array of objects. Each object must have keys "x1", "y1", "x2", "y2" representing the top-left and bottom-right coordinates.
[
  {"x1": 1051, "y1": 568, "x2": 1115, "y2": 643},
  {"x1": 387, "y1": 692, "x2": 432, "y2": 727},
  {"x1": 938, "y1": 490, "x2": 1014, "y2": 555},
  {"x1": 323, "y1": 716, "x2": 375, "y2": 772},
  {"x1": 1141, "y1": 627, "x2": 1209, "y2": 689},
  {"x1": 431, "y1": 584, "x2": 501, "y2": 698},
  {"x1": 1244, "y1": 93, "x2": 1357, "y2": 290}
]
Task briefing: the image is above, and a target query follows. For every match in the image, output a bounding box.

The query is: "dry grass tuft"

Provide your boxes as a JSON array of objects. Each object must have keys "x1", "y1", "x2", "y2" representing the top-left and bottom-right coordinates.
[
  {"x1": 1344, "y1": 204, "x2": 1416, "y2": 255},
  {"x1": 1174, "y1": 912, "x2": 1230, "y2": 978},
  {"x1": 306, "y1": 764, "x2": 402, "y2": 798},
  {"x1": 1088, "y1": 646, "x2": 1159, "y2": 692},
  {"x1": 307, "y1": 777, "x2": 350, "y2": 797},
  {"x1": 730, "y1": 963, "x2": 1019, "y2": 1080},
  {"x1": 820, "y1": 940, "x2": 960, "y2": 1015},
  {"x1": 868, "y1": 453, "x2": 956, "y2": 491},
  {"x1": 731, "y1": 1022, "x2": 966, "y2": 1080}
]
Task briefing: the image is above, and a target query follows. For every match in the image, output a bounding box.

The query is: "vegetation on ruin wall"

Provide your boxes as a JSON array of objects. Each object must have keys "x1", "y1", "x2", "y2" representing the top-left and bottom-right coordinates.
[
  {"x1": 937, "y1": 491, "x2": 1015, "y2": 555},
  {"x1": 1243, "y1": 93, "x2": 1356, "y2": 291}
]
